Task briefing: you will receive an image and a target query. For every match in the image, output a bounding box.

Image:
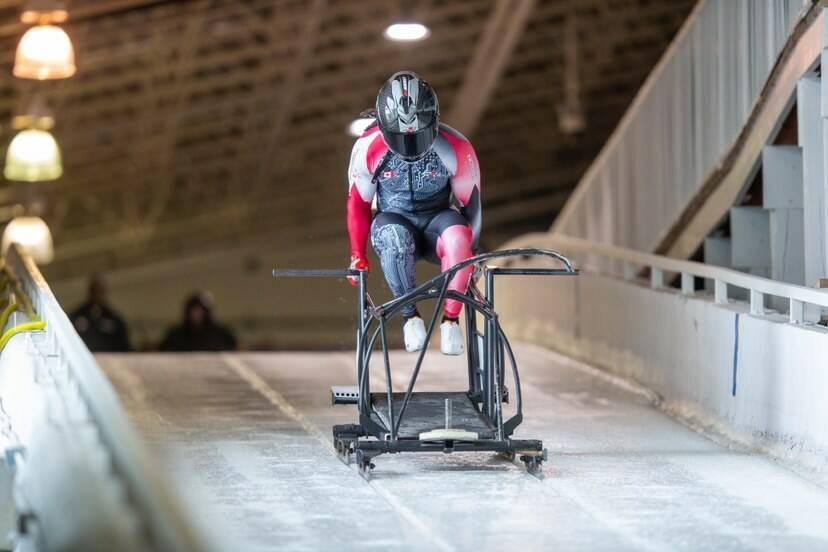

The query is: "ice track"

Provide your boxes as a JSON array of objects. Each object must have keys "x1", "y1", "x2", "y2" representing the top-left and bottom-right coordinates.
[{"x1": 99, "y1": 344, "x2": 828, "y2": 551}]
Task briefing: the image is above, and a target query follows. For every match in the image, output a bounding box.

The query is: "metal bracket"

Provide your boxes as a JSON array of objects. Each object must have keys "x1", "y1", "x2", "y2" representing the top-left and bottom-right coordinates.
[{"x1": 331, "y1": 386, "x2": 359, "y2": 405}]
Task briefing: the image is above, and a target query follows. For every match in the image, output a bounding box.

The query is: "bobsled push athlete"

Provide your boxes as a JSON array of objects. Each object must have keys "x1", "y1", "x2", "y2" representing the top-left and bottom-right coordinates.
[{"x1": 346, "y1": 71, "x2": 481, "y2": 355}]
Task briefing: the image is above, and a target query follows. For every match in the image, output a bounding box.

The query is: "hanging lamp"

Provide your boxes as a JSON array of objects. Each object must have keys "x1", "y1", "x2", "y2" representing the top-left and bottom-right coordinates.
[
  {"x1": 2, "y1": 216, "x2": 54, "y2": 264},
  {"x1": 5, "y1": 101, "x2": 63, "y2": 183},
  {"x1": 14, "y1": 1, "x2": 75, "y2": 80}
]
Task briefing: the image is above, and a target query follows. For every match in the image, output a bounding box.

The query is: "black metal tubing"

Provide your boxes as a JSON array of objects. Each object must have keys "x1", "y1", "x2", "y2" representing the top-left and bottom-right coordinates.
[
  {"x1": 353, "y1": 438, "x2": 543, "y2": 455},
  {"x1": 358, "y1": 248, "x2": 577, "y2": 442},
  {"x1": 380, "y1": 248, "x2": 575, "y2": 315},
  {"x1": 379, "y1": 319, "x2": 396, "y2": 441},
  {"x1": 392, "y1": 277, "x2": 451, "y2": 436},
  {"x1": 498, "y1": 325, "x2": 523, "y2": 436},
  {"x1": 273, "y1": 248, "x2": 578, "y2": 457},
  {"x1": 358, "y1": 322, "x2": 382, "y2": 412},
  {"x1": 362, "y1": 290, "x2": 507, "y2": 440},
  {"x1": 272, "y1": 268, "x2": 362, "y2": 278},
  {"x1": 356, "y1": 271, "x2": 367, "y2": 412},
  {"x1": 356, "y1": 290, "x2": 501, "y2": 440},
  {"x1": 487, "y1": 268, "x2": 579, "y2": 276},
  {"x1": 464, "y1": 302, "x2": 481, "y2": 397}
]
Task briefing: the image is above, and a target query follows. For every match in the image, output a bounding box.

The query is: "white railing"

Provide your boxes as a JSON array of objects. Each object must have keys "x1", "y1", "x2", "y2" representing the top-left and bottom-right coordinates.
[
  {"x1": 1, "y1": 244, "x2": 209, "y2": 551},
  {"x1": 504, "y1": 232, "x2": 828, "y2": 324},
  {"x1": 553, "y1": 0, "x2": 816, "y2": 252}
]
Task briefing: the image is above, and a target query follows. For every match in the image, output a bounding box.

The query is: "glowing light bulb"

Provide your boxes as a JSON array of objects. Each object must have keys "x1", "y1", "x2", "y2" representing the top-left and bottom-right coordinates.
[
  {"x1": 4, "y1": 129, "x2": 63, "y2": 182},
  {"x1": 2, "y1": 216, "x2": 54, "y2": 265},
  {"x1": 383, "y1": 22, "x2": 430, "y2": 42},
  {"x1": 14, "y1": 24, "x2": 76, "y2": 80},
  {"x1": 347, "y1": 117, "x2": 375, "y2": 137}
]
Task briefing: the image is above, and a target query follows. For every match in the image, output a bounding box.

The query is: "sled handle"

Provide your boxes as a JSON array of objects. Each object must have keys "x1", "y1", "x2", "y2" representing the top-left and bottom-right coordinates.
[{"x1": 272, "y1": 268, "x2": 362, "y2": 278}]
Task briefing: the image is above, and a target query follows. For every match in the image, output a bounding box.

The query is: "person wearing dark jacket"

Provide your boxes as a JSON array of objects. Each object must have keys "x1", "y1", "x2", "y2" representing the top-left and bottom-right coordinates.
[
  {"x1": 70, "y1": 275, "x2": 131, "y2": 352},
  {"x1": 159, "y1": 291, "x2": 237, "y2": 352}
]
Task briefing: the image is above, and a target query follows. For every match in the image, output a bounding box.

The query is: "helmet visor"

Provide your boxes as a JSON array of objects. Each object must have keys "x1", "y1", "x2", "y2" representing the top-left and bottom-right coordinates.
[{"x1": 380, "y1": 126, "x2": 437, "y2": 160}]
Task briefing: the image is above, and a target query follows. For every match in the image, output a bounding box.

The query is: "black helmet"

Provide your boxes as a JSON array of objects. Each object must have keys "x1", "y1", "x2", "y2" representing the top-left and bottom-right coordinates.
[{"x1": 376, "y1": 71, "x2": 439, "y2": 161}]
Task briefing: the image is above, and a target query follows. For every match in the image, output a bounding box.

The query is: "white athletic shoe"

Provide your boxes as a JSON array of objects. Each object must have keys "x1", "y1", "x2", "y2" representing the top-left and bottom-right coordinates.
[
  {"x1": 440, "y1": 321, "x2": 464, "y2": 356},
  {"x1": 403, "y1": 317, "x2": 427, "y2": 352}
]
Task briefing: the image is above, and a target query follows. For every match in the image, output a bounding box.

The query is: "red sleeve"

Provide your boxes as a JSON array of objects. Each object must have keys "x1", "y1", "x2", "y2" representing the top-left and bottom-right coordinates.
[
  {"x1": 440, "y1": 126, "x2": 482, "y2": 249},
  {"x1": 347, "y1": 185, "x2": 372, "y2": 259},
  {"x1": 442, "y1": 128, "x2": 480, "y2": 206}
]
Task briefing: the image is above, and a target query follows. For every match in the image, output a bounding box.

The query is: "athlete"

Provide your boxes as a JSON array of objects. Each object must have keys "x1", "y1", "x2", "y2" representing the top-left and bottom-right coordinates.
[{"x1": 346, "y1": 71, "x2": 481, "y2": 355}]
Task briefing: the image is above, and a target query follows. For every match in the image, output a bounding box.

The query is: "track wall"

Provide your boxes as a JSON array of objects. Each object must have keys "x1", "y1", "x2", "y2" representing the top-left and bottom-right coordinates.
[{"x1": 496, "y1": 268, "x2": 828, "y2": 477}]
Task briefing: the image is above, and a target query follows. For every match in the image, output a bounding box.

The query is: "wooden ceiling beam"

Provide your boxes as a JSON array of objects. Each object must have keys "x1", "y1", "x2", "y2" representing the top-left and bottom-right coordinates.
[
  {"x1": 447, "y1": 0, "x2": 535, "y2": 136},
  {"x1": 0, "y1": 0, "x2": 176, "y2": 38}
]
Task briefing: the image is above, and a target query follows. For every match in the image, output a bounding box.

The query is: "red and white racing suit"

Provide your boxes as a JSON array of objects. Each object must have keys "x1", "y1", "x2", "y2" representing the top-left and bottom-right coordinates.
[{"x1": 346, "y1": 122, "x2": 481, "y2": 318}]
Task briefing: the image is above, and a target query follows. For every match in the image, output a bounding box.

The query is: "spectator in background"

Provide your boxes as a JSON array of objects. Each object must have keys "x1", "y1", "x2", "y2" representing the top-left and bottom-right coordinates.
[
  {"x1": 70, "y1": 275, "x2": 131, "y2": 352},
  {"x1": 159, "y1": 291, "x2": 237, "y2": 352}
]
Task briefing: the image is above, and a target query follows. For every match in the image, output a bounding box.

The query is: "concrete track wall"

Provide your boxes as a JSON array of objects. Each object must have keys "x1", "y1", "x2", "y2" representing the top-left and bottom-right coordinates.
[
  {"x1": 495, "y1": 269, "x2": 828, "y2": 479},
  {"x1": 0, "y1": 245, "x2": 212, "y2": 552}
]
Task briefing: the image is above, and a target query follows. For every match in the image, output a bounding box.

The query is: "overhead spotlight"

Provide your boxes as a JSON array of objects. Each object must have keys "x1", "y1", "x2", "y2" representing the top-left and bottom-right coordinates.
[
  {"x1": 2, "y1": 216, "x2": 54, "y2": 265},
  {"x1": 347, "y1": 117, "x2": 375, "y2": 137},
  {"x1": 383, "y1": 22, "x2": 430, "y2": 42},
  {"x1": 14, "y1": 1, "x2": 75, "y2": 80}
]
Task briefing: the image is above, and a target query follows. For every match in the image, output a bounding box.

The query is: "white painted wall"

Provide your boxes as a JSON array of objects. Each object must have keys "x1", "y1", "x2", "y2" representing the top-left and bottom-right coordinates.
[
  {"x1": 495, "y1": 266, "x2": 828, "y2": 479},
  {"x1": 45, "y1": 237, "x2": 412, "y2": 350}
]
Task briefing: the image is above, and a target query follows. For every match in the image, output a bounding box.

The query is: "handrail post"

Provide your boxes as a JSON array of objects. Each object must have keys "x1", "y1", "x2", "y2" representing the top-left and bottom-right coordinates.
[
  {"x1": 789, "y1": 298, "x2": 804, "y2": 324},
  {"x1": 681, "y1": 273, "x2": 694, "y2": 295},
  {"x1": 750, "y1": 289, "x2": 765, "y2": 315},
  {"x1": 714, "y1": 280, "x2": 728, "y2": 304},
  {"x1": 650, "y1": 267, "x2": 664, "y2": 289}
]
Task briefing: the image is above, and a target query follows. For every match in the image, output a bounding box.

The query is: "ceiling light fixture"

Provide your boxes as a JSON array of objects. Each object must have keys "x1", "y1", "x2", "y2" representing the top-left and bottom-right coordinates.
[
  {"x1": 2, "y1": 216, "x2": 54, "y2": 265},
  {"x1": 5, "y1": 99, "x2": 63, "y2": 183},
  {"x1": 14, "y1": 1, "x2": 75, "y2": 80},
  {"x1": 5, "y1": 129, "x2": 63, "y2": 182},
  {"x1": 383, "y1": 22, "x2": 430, "y2": 42}
]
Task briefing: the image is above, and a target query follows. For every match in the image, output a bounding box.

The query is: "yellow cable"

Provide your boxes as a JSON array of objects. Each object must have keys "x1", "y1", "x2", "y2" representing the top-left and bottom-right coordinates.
[
  {"x1": 0, "y1": 320, "x2": 46, "y2": 352},
  {"x1": 7, "y1": 279, "x2": 35, "y2": 321},
  {"x1": 0, "y1": 269, "x2": 8, "y2": 306},
  {"x1": 0, "y1": 301, "x2": 17, "y2": 331},
  {"x1": 0, "y1": 263, "x2": 47, "y2": 352}
]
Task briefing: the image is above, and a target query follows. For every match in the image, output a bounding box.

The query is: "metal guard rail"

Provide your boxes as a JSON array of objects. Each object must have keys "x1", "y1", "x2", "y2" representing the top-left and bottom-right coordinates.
[
  {"x1": 504, "y1": 233, "x2": 828, "y2": 324},
  {"x1": 1, "y1": 244, "x2": 208, "y2": 551}
]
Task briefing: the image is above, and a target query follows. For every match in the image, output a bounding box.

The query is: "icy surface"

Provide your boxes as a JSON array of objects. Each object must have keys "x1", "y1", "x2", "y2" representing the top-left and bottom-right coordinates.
[{"x1": 98, "y1": 344, "x2": 828, "y2": 551}]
